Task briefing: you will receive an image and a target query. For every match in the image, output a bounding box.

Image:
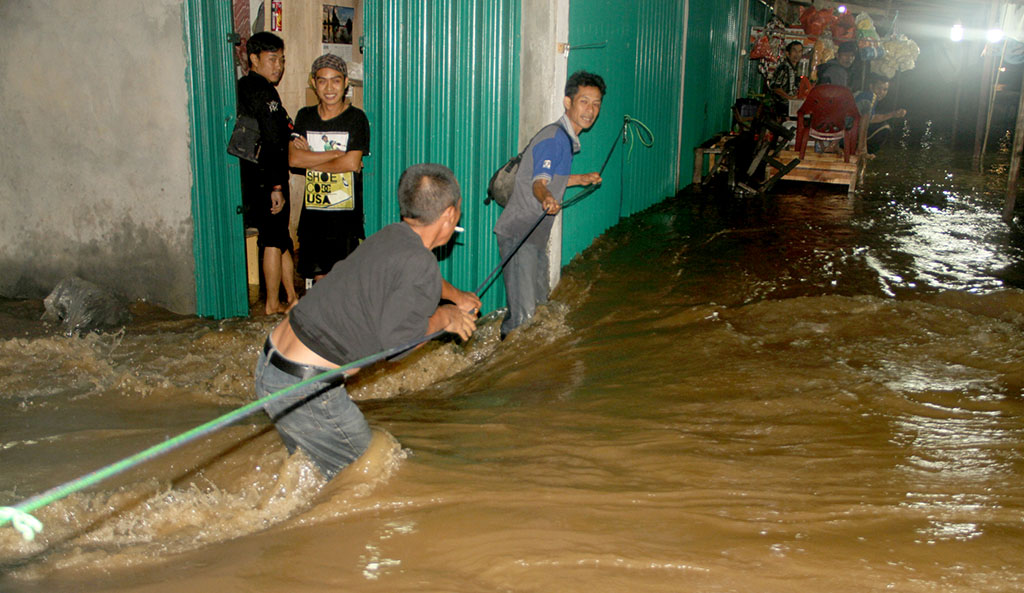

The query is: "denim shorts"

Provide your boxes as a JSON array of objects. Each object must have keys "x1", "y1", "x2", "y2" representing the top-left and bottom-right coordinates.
[{"x1": 255, "y1": 341, "x2": 372, "y2": 478}]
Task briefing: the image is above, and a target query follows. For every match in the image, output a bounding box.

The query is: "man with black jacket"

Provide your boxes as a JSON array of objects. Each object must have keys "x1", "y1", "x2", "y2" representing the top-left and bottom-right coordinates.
[{"x1": 237, "y1": 32, "x2": 297, "y2": 314}]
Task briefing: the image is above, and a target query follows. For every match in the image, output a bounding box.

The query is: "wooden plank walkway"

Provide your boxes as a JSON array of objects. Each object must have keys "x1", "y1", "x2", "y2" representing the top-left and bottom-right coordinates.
[
  {"x1": 768, "y1": 149, "x2": 865, "y2": 193},
  {"x1": 693, "y1": 134, "x2": 868, "y2": 195}
]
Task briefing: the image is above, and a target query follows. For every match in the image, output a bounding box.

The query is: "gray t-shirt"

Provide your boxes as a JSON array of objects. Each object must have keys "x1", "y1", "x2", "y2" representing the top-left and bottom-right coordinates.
[
  {"x1": 290, "y1": 223, "x2": 442, "y2": 365},
  {"x1": 493, "y1": 114, "x2": 580, "y2": 246}
]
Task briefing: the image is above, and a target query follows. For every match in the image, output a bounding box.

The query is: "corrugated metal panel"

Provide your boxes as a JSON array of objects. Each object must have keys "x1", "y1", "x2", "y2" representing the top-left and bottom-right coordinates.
[
  {"x1": 184, "y1": 0, "x2": 249, "y2": 318},
  {"x1": 563, "y1": 0, "x2": 639, "y2": 265},
  {"x1": 678, "y1": 0, "x2": 746, "y2": 185},
  {"x1": 620, "y1": 0, "x2": 687, "y2": 218},
  {"x1": 564, "y1": 0, "x2": 688, "y2": 265},
  {"x1": 364, "y1": 0, "x2": 520, "y2": 314}
]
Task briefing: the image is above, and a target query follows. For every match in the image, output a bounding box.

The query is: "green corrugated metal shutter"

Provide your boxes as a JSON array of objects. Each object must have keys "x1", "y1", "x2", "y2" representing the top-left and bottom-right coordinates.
[
  {"x1": 363, "y1": 0, "x2": 520, "y2": 315},
  {"x1": 184, "y1": 0, "x2": 248, "y2": 318},
  {"x1": 563, "y1": 0, "x2": 638, "y2": 265},
  {"x1": 564, "y1": 0, "x2": 689, "y2": 266},
  {"x1": 679, "y1": 0, "x2": 746, "y2": 185},
  {"x1": 621, "y1": 1, "x2": 687, "y2": 217}
]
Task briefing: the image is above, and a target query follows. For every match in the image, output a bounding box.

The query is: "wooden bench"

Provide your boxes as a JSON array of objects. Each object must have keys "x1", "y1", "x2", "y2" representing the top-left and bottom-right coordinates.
[{"x1": 692, "y1": 133, "x2": 734, "y2": 187}]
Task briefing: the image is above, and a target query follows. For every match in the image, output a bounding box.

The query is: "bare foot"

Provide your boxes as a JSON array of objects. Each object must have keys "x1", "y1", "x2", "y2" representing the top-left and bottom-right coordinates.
[{"x1": 264, "y1": 301, "x2": 288, "y2": 315}]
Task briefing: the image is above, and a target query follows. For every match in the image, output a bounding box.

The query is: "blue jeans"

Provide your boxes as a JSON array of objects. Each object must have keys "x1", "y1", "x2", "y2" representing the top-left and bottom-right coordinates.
[{"x1": 254, "y1": 342, "x2": 372, "y2": 478}]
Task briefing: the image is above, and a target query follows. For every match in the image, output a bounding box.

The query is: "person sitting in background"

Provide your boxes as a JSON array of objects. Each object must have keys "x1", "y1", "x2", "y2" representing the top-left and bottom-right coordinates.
[
  {"x1": 855, "y1": 73, "x2": 907, "y2": 155},
  {"x1": 769, "y1": 41, "x2": 804, "y2": 117},
  {"x1": 816, "y1": 41, "x2": 857, "y2": 88}
]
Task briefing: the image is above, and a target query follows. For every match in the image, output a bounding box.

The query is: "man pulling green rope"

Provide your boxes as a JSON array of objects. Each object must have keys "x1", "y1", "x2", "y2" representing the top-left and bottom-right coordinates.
[
  {"x1": 255, "y1": 163, "x2": 479, "y2": 479},
  {"x1": 0, "y1": 163, "x2": 480, "y2": 542},
  {"x1": 0, "y1": 120, "x2": 654, "y2": 543}
]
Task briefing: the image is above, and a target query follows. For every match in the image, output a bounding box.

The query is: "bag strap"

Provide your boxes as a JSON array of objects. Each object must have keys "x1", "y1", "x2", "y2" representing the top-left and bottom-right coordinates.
[{"x1": 511, "y1": 121, "x2": 565, "y2": 165}]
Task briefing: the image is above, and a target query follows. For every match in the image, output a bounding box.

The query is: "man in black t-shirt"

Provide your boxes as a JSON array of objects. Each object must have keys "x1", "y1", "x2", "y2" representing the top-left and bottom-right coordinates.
[
  {"x1": 237, "y1": 32, "x2": 297, "y2": 315},
  {"x1": 254, "y1": 164, "x2": 480, "y2": 479},
  {"x1": 289, "y1": 54, "x2": 371, "y2": 282}
]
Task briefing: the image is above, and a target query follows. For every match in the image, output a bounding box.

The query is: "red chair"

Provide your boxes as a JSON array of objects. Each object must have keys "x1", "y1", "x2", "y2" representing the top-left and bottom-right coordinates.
[{"x1": 794, "y1": 84, "x2": 861, "y2": 162}]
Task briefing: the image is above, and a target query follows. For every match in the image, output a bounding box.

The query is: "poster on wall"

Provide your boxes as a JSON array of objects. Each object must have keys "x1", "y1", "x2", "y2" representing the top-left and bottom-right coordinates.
[
  {"x1": 322, "y1": 4, "x2": 354, "y2": 65},
  {"x1": 271, "y1": 1, "x2": 282, "y2": 32}
]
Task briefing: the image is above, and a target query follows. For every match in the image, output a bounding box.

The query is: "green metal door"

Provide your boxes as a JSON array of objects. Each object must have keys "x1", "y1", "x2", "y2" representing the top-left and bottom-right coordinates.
[
  {"x1": 565, "y1": 0, "x2": 688, "y2": 266},
  {"x1": 184, "y1": 0, "x2": 249, "y2": 318},
  {"x1": 363, "y1": 0, "x2": 520, "y2": 314},
  {"x1": 679, "y1": 0, "x2": 747, "y2": 185}
]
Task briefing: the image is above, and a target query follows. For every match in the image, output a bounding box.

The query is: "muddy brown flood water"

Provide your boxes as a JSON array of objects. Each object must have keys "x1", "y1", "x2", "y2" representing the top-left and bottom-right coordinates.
[{"x1": 2, "y1": 133, "x2": 1024, "y2": 592}]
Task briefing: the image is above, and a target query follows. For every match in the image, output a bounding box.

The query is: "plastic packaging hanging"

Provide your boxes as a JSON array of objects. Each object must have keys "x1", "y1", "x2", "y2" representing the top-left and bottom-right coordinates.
[
  {"x1": 750, "y1": 35, "x2": 772, "y2": 59},
  {"x1": 855, "y1": 13, "x2": 881, "y2": 40},
  {"x1": 754, "y1": 17, "x2": 787, "y2": 80},
  {"x1": 800, "y1": 7, "x2": 836, "y2": 37},
  {"x1": 809, "y1": 37, "x2": 835, "y2": 82},
  {"x1": 832, "y1": 13, "x2": 856, "y2": 42},
  {"x1": 872, "y1": 35, "x2": 920, "y2": 78}
]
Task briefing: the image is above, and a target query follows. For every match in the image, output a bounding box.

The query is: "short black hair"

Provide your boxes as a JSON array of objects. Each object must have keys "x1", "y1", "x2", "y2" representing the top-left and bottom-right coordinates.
[
  {"x1": 246, "y1": 32, "x2": 284, "y2": 59},
  {"x1": 565, "y1": 71, "x2": 606, "y2": 99},
  {"x1": 785, "y1": 40, "x2": 804, "y2": 53},
  {"x1": 868, "y1": 72, "x2": 891, "y2": 87},
  {"x1": 398, "y1": 164, "x2": 461, "y2": 223},
  {"x1": 838, "y1": 41, "x2": 858, "y2": 56}
]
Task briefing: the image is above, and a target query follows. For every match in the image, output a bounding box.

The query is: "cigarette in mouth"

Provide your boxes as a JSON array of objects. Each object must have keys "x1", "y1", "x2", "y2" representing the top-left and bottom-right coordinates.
[{"x1": 455, "y1": 226, "x2": 465, "y2": 233}]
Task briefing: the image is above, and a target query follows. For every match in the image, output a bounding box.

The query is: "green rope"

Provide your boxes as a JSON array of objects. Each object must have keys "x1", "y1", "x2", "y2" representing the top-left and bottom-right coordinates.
[
  {"x1": 0, "y1": 332, "x2": 436, "y2": 541},
  {"x1": 0, "y1": 224, "x2": 525, "y2": 542},
  {"x1": 0, "y1": 116, "x2": 657, "y2": 543},
  {"x1": 0, "y1": 507, "x2": 43, "y2": 542},
  {"x1": 621, "y1": 115, "x2": 654, "y2": 163},
  {"x1": 563, "y1": 115, "x2": 654, "y2": 210}
]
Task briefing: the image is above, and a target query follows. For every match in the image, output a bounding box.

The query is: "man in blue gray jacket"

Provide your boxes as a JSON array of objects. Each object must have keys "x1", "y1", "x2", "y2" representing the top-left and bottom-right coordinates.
[{"x1": 493, "y1": 71, "x2": 605, "y2": 339}]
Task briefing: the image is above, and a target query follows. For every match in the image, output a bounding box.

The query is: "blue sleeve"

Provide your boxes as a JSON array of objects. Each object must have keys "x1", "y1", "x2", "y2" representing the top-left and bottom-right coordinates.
[
  {"x1": 531, "y1": 131, "x2": 572, "y2": 182},
  {"x1": 855, "y1": 91, "x2": 874, "y2": 117}
]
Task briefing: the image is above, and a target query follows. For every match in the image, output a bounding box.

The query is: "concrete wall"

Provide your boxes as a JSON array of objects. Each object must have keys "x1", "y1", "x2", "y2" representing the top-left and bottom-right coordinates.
[
  {"x1": 521, "y1": 0, "x2": 569, "y2": 292},
  {"x1": 0, "y1": 0, "x2": 196, "y2": 313}
]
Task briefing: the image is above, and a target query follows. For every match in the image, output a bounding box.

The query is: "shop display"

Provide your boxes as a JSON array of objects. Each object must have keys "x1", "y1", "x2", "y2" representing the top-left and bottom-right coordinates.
[
  {"x1": 873, "y1": 36, "x2": 920, "y2": 78},
  {"x1": 800, "y1": 7, "x2": 835, "y2": 37}
]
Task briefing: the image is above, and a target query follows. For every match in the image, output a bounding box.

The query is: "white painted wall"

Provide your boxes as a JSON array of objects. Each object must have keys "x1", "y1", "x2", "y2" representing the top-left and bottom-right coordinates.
[{"x1": 0, "y1": 0, "x2": 196, "y2": 313}]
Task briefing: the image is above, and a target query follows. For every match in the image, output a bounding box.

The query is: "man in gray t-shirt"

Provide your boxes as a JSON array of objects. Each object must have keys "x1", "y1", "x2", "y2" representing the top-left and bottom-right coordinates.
[{"x1": 254, "y1": 163, "x2": 480, "y2": 479}]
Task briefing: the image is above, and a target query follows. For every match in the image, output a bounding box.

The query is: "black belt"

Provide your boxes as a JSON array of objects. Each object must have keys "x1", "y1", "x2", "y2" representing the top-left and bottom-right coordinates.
[{"x1": 263, "y1": 338, "x2": 334, "y2": 381}]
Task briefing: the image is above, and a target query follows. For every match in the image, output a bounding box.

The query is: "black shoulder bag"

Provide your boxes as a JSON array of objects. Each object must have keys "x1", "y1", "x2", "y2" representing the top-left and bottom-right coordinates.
[
  {"x1": 227, "y1": 114, "x2": 261, "y2": 163},
  {"x1": 484, "y1": 147, "x2": 525, "y2": 207}
]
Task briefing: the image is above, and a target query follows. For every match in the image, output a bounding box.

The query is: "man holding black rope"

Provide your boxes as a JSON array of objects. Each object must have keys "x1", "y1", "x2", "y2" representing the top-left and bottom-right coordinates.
[{"x1": 493, "y1": 70, "x2": 605, "y2": 339}]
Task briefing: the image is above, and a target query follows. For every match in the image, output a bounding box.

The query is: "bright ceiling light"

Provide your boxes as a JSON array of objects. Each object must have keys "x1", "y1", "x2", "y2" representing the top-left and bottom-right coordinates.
[
  {"x1": 987, "y1": 28, "x2": 1004, "y2": 43},
  {"x1": 950, "y1": 23, "x2": 964, "y2": 42},
  {"x1": 837, "y1": 5, "x2": 847, "y2": 13}
]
